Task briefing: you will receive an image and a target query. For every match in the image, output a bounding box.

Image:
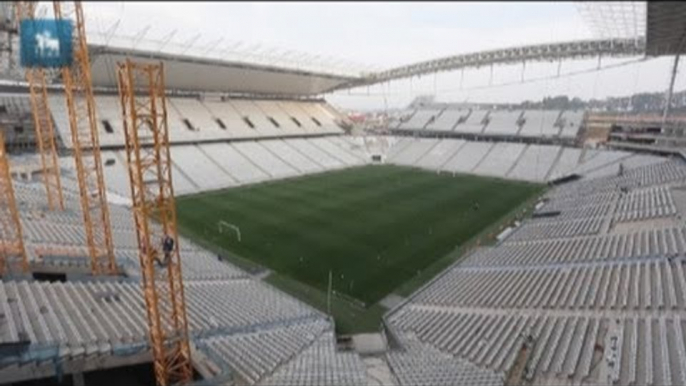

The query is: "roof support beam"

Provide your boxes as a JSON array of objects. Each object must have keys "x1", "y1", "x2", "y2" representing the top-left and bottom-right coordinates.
[
  {"x1": 661, "y1": 54, "x2": 681, "y2": 131},
  {"x1": 132, "y1": 25, "x2": 151, "y2": 48},
  {"x1": 103, "y1": 20, "x2": 121, "y2": 46},
  {"x1": 202, "y1": 38, "x2": 224, "y2": 56},
  {"x1": 157, "y1": 29, "x2": 178, "y2": 52},
  {"x1": 179, "y1": 34, "x2": 201, "y2": 55},
  {"x1": 335, "y1": 38, "x2": 646, "y2": 90}
]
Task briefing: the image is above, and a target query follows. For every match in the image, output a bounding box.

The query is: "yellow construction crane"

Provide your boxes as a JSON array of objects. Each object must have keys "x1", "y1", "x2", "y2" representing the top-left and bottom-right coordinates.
[
  {"x1": 15, "y1": 2, "x2": 65, "y2": 211},
  {"x1": 0, "y1": 132, "x2": 29, "y2": 276},
  {"x1": 52, "y1": 1, "x2": 117, "y2": 275},
  {"x1": 117, "y1": 59, "x2": 193, "y2": 386}
]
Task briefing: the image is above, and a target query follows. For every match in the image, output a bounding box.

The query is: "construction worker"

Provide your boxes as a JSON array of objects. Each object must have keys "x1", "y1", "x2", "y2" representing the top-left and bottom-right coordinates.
[
  {"x1": 160, "y1": 235, "x2": 174, "y2": 267},
  {"x1": 148, "y1": 235, "x2": 174, "y2": 267}
]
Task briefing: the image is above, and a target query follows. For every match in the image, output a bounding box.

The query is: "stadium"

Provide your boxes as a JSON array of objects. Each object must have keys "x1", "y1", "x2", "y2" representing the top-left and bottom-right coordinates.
[{"x1": 0, "y1": 1, "x2": 686, "y2": 385}]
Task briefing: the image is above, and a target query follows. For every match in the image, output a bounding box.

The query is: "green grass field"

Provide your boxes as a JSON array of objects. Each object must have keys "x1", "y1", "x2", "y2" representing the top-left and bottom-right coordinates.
[{"x1": 176, "y1": 165, "x2": 544, "y2": 308}]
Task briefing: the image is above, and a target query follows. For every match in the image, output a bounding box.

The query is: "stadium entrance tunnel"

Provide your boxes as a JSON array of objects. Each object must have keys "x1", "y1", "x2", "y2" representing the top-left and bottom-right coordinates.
[
  {"x1": 549, "y1": 173, "x2": 581, "y2": 185},
  {"x1": 11, "y1": 363, "x2": 156, "y2": 386},
  {"x1": 9, "y1": 361, "x2": 204, "y2": 386},
  {"x1": 32, "y1": 271, "x2": 67, "y2": 282},
  {"x1": 28, "y1": 261, "x2": 129, "y2": 282},
  {"x1": 531, "y1": 210, "x2": 561, "y2": 219}
]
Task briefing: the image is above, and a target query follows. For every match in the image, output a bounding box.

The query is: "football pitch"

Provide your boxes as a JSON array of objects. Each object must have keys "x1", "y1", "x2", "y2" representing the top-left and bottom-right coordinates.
[{"x1": 176, "y1": 164, "x2": 544, "y2": 308}]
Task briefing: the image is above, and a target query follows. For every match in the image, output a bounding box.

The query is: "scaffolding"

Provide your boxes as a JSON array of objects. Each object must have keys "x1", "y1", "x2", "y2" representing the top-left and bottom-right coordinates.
[
  {"x1": 117, "y1": 59, "x2": 192, "y2": 386},
  {"x1": 53, "y1": 1, "x2": 116, "y2": 275},
  {"x1": 0, "y1": 132, "x2": 29, "y2": 276},
  {"x1": 15, "y1": 2, "x2": 65, "y2": 211}
]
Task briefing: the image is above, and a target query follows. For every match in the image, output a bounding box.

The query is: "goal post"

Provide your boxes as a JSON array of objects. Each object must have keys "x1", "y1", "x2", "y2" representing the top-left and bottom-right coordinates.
[{"x1": 217, "y1": 220, "x2": 241, "y2": 242}]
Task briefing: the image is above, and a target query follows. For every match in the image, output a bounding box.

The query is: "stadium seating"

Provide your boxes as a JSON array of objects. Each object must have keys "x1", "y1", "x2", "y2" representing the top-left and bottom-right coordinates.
[
  {"x1": 0, "y1": 94, "x2": 32, "y2": 118},
  {"x1": 44, "y1": 94, "x2": 345, "y2": 150},
  {"x1": 518, "y1": 110, "x2": 561, "y2": 138},
  {"x1": 200, "y1": 142, "x2": 270, "y2": 184},
  {"x1": 285, "y1": 138, "x2": 345, "y2": 169},
  {"x1": 261, "y1": 331, "x2": 367, "y2": 386},
  {"x1": 326, "y1": 136, "x2": 369, "y2": 162},
  {"x1": 385, "y1": 158, "x2": 686, "y2": 386},
  {"x1": 387, "y1": 333, "x2": 505, "y2": 386},
  {"x1": 100, "y1": 150, "x2": 132, "y2": 197},
  {"x1": 259, "y1": 139, "x2": 324, "y2": 173},
  {"x1": 415, "y1": 139, "x2": 467, "y2": 170},
  {"x1": 230, "y1": 99, "x2": 283, "y2": 137},
  {"x1": 47, "y1": 94, "x2": 75, "y2": 148},
  {"x1": 170, "y1": 98, "x2": 227, "y2": 140},
  {"x1": 507, "y1": 145, "x2": 561, "y2": 181},
  {"x1": 0, "y1": 277, "x2": 324, "y2": 365},
  {"x1": 441, "y1": 141, "x2": 493, "y2": 173},
  {"x1": 559, "y1": 110, "x2": 585, "y2": 139},
  {"x1": 105, "y1": 134, "x2": 392, "y2": 197},
  {"x1": 613, "y1": 186, "x2": 677, "y2": 224},
  {"x1": 395, "y1": 107, "x2": 583, "y2": 140},
  {"x1": 571, "y1": 149, "x2": 633, "y2": 176},
  {"x1": 472, "y1": 142, "x2": 527, "y2": 178},
  {"x1": 482, "y1": 110, "x2": 522, "y2": 136},
  {"x1": 456, "y1": 109, "x2": 489, "y2": 134},
  {"x1": 411, "y1": 259, "x2": 686, "y2": 310},
  {"x1": 387, "y1": 138, "x2": 440, "y2": 166},
  {"x1": 396, "y1": 109, "x2": 440, "y2": 130},
  {"x1": 170, "y1": 145, "x2": 237, "y2": 190},
  {"x1": 97, "y1": 135, "x2": 375, "y2": 196},
  {"x1": 547, "y1": 147, "x2": 583, "y2": 180},
  {"x1": 388, "y1": 298, "x2": 686, "y2": 385},
  {"x1": 253, "y1": 100, "x2": 303, "y2": 135},
  {"x1": 232, "y1": 141, "x2": 299, "y2": 179},
  {"x1": 168, "y1": 160, "x2": 201, "y2": 196},
  {"x1": 94, "y1": 96, "x2": 128, "y2": 147},
  {"x1": 202, "y1": 99, "x2": 258, "y2": 139},
  {"x1": 277, "y1": 101, "x2": 319, "y2": 132},
  {"x1": 424, "y1": 109, "x2": 467, "y2": 132},
  {"x1": 198, "y1": 319, "x2": 330, "y2": 384},
  {"x1": 0, "y1": 171, "x2": 368, "y2": 385},
  {"x1": 381, "y1": 136, "x2": 666, "y2": 183},
  {"x1": 309, "y1": 137, "x2": 364, "y2": 166},
  {"x1": 287, "y1": 101, "x2": 342, "y2": 134}
]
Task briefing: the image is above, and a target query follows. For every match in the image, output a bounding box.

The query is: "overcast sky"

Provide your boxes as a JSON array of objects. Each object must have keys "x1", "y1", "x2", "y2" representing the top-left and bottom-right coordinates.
[{"x1": 77, "y1": 2, "x2": 683, "y2": 111}]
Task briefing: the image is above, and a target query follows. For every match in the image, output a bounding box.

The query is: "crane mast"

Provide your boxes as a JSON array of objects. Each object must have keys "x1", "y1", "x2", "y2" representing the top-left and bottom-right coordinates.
[
  {"x1": 0, "y1": 132, "x2": 29, "y2": 276},
  {"x1": 52, "y1": 1, "x2": 117, "y2": 275},
  {"x1": 117, "y1": 59, "x2": 193, "y2": 386},
  {"x1": 15, "y1": 2, "x2": 65, "y2": 211}
]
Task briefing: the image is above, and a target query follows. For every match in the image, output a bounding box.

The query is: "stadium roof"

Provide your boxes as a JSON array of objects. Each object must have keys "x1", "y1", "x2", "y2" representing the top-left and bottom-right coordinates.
[
  {"x1": 645, "y1": 2, "x2": 686, "y2": 55},
  {"x1": 87, "y1": 37, "x2": 648, "y2": 96},
  {"x1": 89, "y1": 44, "x2": 363, "y2": 96},
  {"x1": 576, "y1": 2, "x2": 646, "y2": 41},
  {"x1": 575, "y1": 2, "x2": 686, "y2": 56},
  {"x1": 11, "y1": 2, "x2": 683, "y2": 96},
  {"x1": 334, "y1": 38, "x2": 645, "y2": 89}
]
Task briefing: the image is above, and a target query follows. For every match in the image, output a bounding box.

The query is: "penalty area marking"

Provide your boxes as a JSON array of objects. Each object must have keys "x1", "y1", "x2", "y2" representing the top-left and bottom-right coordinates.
[{"x1": 217, "y1": 220, "x2": 241, "y2": 242}]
